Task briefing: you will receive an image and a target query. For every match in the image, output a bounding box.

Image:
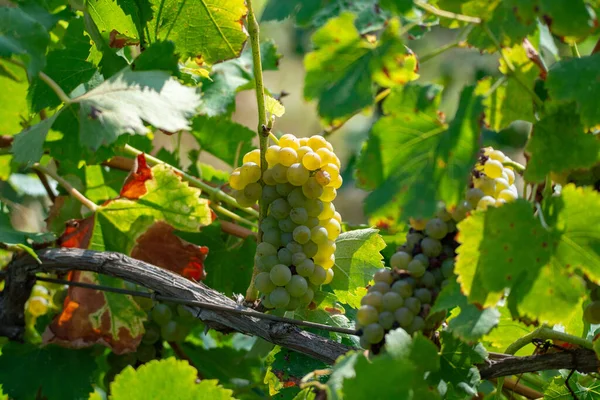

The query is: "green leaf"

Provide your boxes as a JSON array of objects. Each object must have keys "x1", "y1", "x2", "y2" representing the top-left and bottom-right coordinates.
[
  {"x1": 11, "y1": 111, "x2": 60, "y2": 165},
  {"x1": 433, "y1": 280, "x2": 500, "y2": 342},
  {"x1": 330, "y1": 228, "x2": 385, "y2": 308},
  {"x1": 71, "y1": 69, "x2": 200, "y2": 150},
  {"x1": 325, "y1": 352, "x2": 360, "y2": 400},
  {"x1": 538, "y1": 0, "x2": 596, "y2": 39},
  {"x1": 190, "y1": 115, "x2": 255, "y2": 166},
  {"x1": 265, "y1": 95, "x2": 285, "y2": 117},
  {"x1": 546, "y1": 53, "x2": 600, "y2": 128},
  {"x1": 455, "y1": 188, "x2": 599, "y2": 325},
  {"x1": 111, "y1": 358, "x2": 233, "y2": 400},
  {"x1": 84, "y1": 165, "x2": 128, "y2": 204},
  {"x1": 524, "y1": 106, "x2": 600, "y2": 183},
  {"x1": 295, "y1": 292, "x2": 355, "y2": 343},
  {"x1": 482, "y1": 306, "x2": 535, "y2": 355},
  {"x1": 29, "y1": 18, "x2": 97, "y2": 112},
  {"x1": 177, "y1": 223, "x2": 256, "y2": 297},
  {"x1": 438, "y1": 331, "x2": 487, "y2": 397},
  {"x1": 0, "y1": 6, "x2": 49, "y2": 78},
  {"x1": 133, "y1": 41, "x2": 180, "y2": 76},
  {"x1": 385, "y1": 330, "x2": 441, "y2": 373},
  {"x1": 87, "y1": 0, "x2": 141, "y2": 42},
  {"x1": 270, "y1": 347, "x2": 327, "y2": 382},
  {"x1": 0, "y1": 343, "x2": 96, "y2": 400},
  {"x1": 146, "y1": 0, "x2": 248, "y2": 64},
  {"x1": 544, "y1": 375, "x2": 600, "y2": 400},
  {"x1": 0, "y1": 61, "x2": 30, "y2": 134},
  {"x1": 358, "y1": 83, "x2": 483, "y2": 220},
  {"x1": 304, "y1": 13, "x2": 418, "y2": 123},
  {"x1": 379, "y1": 0, "x2": 414, "y2": 15}
]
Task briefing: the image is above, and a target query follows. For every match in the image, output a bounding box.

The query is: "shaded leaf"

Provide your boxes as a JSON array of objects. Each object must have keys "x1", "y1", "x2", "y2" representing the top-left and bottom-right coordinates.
[
  {"x1": 544, "y1": 375, "x2": 600, "y2": 399},
  {"x1": 133, "y1": 40, "x2": 179, "y2": 76},
  {"x1": 11, "y1": 106, "x2": 60, "y2": 165},
  {"x1": 438, "y1": 331, "x2": 487, "y2": 397},
  {"x1": 0, "y1": 61, "x2": 29, "y2": 134}
]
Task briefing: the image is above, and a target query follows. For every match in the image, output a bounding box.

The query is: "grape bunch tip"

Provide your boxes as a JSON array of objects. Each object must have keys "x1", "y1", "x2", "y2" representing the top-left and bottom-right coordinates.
[{"x1": 229, "y1": 134, "x2": 343, "y2": 311}]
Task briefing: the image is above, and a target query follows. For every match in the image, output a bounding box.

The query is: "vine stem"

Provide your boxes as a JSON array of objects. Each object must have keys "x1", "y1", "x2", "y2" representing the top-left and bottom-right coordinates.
[
  {"x1": 502, "y1": 160, "x2": 525, "y2": 174},
  {"x1": 245, "y1": 0, "x2": 268, "y2": 301},
  {"x1": 504, "y1": 326, "x2": 593, "y2": 355},
  {"x1": 32, "y1": 164, "x2": 98, "y2": 212},
  {"x1": 121, "y1": 145, "x2": 259, "y2": 222},
  {"x1": 419, "y1": 41, "x2": 461, "y2": 63},
  {"x1": 413, "y1": 0, "x2": 482, "y2": 23}
]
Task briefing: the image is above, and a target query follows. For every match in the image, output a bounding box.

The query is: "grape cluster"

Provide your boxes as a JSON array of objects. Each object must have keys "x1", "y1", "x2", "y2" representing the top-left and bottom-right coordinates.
[
  {"x1": 229, "y1": 134, "x2": 343, "y2": 310},
  {"x1": 357, "y1": 147, "x2": 520, "y2": 350},
  {"x1": 26, "y1": 282, "x2": 66, "y2": 319}
]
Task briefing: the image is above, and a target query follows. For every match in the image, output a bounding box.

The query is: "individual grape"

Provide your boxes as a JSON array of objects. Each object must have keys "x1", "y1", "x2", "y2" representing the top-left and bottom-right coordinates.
[
  {"x1": 475, "y1": 177, "x2": 496, "y2": 196},
  {"x1": 409, "y1": 218, "x2": 427, "y2": 231},
  {"x1": 292, "y1": 225, "x2": 311, "y2": 244},
  {"x1": 309, "y1": 265, "x2": 327, "y2": 285},
  {"x1": 279, "y1": 147, "x2": 298, "y2": 167},
  {"x1": 363, "y1": 323, "x2": 385, "y2": 344},
  {"x1": 243, "y1": 149, "x2": 261, "y2": 164},
  {"x1": 322, "y1": 218, "x2": 341, "y2": 240},
  {"x1": 328, "y1": 175, "x2": 343, "y2": 189},
  {"x1": 243, "y1": 182, "x2": 261, "y2": 202},
  {"x1": 270, "y1": 198, "x2": 291, "y2": 219},
  {"x1": 290, "y1": 207, "x2": 308, "y2": 224},
  {"x1": 322, "y1": 163, "x2": 340, "y2": 181},
  {"x1": 305, "y1": 199, "x2": 324, "y2": 217},
  {"x1": 299, "y1": 137, "x2": 309, "y2": 146},
  {"x1": 279, "y1": 133, "x2": 300, "y2": 149},
  {"x1": 407, "y1": 259, "x2": 426, "y2": 277},
  {"x1": 357, "y1": 305, "x2": 379, "y2": 326},
  {"x1": 263, "y1": 168, "x2": 277, "y2": 185},
  {"x1": 361, "y1": 291, "x2": 384, "y2": 310},
  {"x1": 271, "y1": 164, "x2": 289, "y2": 184},
  {"x1": 286, "y1": 275, "x2": 309, "y2": 297},
  {"x1": 320, "y1": 254, "x2": 335, "y2": 269},
  {"x1": 394, "y1": 307, "x2": 414, "y2": 328},
  {"x1": 436, "y1": 208, "x2": 453, "y2": 222},
  {"x1": 378, "y1": 311, "x2": 395, "y2": 330},
  {"x1": 270, "y1": 264, "x2": 292, "y2": 286},
  {"x1": 317, "y1": 240, "x2": 336, "y2": 257},
  {"x1": 302, "y1": 177, "x2": 324, "y2": 199},
  {"x1": 441, "y1": 259, "x2": 455, "y2": 278},
  {"x1": 316, "y1": 148, "x2": 333, "y2": 167},
  {"x1": 300, "y1": 287, "x2": 315, "y2": 305},
  {"x1": 240, "y1": 162, "x2": 261, "y2": 183},
  {"x1": 269, "y1": 287, "x2": 291, "y2": 308},
  {"x1": 258, "y1": 254, "x2": 279, "y2": 272},
  {"x1": 307, "y1": 135, "x2": 328, "y2": 151},
  {"x1": 228, "y1": 170, "x2": 244, "y2": 190},
  {"x1": 374, "y1": 268, "x2": 393, "y2": 284},
  {"x1": 278, "y1": 217, "x2": 296, "y2": 233},
  {"x1": 160, "y1": 320, "x2": 179, "y2": 341},
  {"x1": 302, "y1": 152, "x2": 322, "y2": 171},
  {"x1": 296, "y1": 145, "x2": 312, "y2": 159},
  {"x1": 476, "y1": 195, "x2": 496, "y2": 210},
  {"x1": 27, "y1": 296, "x2": 49, "y2": 317},
  {"x1": 278, "y1": 248, "x2": 293, "y2": 265},
  {"x1": 318, "y1": 202, "x2": 335, "y2": 220},
  {"x1": 465, "y1": 188, "x2": 485, "y2": 208},
  {"x1": 421, "y1": 237, "x2": 442, "y2": 257},
  {"x1": 262, "y1": 295, "x2": 274, "y2": 309},
  {"x1": 280, "y1": 232, "x2": 293, "y2": 246},
  {"x1": 287, "y1": 188, "x2": 305, "y2": 208},
  {"x1": 323, "y1": 268, "x2": 334, "y2": 284},
  {"x1": 142, "y1": 324, "x2": 161, "y2": 344},
  {"x1": 451, "y1": 200, "x2": 472, "y2": 222},
  {"x1": 302, "y1": 241, "x2": 318, "y2": 258},
  {"x1": 151, "y1": 303, "x2": 172, "y2": 326},
  {"x1": 405, "y1": 232, "x2": 424, "y2": 250},
  {"x1": 404, "y1": 297, "x2": 421, "y2": 314},
  {"x1": 414, "y1": 288, "x2": 432, "y2": 304},
  {"x1": 495, "y1": 177, "x2": 510, "y2": 194},
  {"x1": 483, "y1": 159, "x2": 504, "y2": 179},
  {"x1": 266, "y1": 145, "x2": 281, "y2": 165},
  {"x1": 287, "y1": 163, "x2": 310, "y2": 186},
  {"x1": 296, "y1": 259, "x2": 315, "y2": 277},
  {"x1": 391, "y1": 280, "x2": 414, "y2": 298},
  {"x1": 413, "y1": 254, "x2": 429, "y2": 267},
  {"x1": 233, "y1": 190, "x2": 256, "y2": 207},
  {"x1": 292, "y1": 252, "x2": 307, "y2": 266},
  {"x1": 286, "y1": 241, "x2": 303, "y2": 254},
  {"x1": 333, "y1": 211, "x2": 342, "y2": 223},
  {"x1": 310, "y1": 226, "x2": 329, "y2": 244},
  {"x1": 408, "y1": 316, "x2": 425, "y2": 334},
  {"x1": 498, "y1": 189, "x2": 517, "y2": 202},
  {"x1": 487, "y1": 149, "x2": 506, "y2": 162},
  {"x1": 382, "y1": 292, "x2": 404, "y2": 311},
  {"x1": 320, "y1": 186, "x2": 337, "y2": 202},
  {"x1": 262, "y1": 184, "x2": 280, "y2": 205},
  {"x1": 260, "y1": 215, "x2": 278, "y2": 232},
  {"x1": 136, "y1": 343, "x2": 157, "y2": 363},
  {"x1": 315, "y1": 170, "x2": 331, "y2": 186},
  {"x1": 369, "y1": 282, "x2": 390, "y2": 294},
  {"x1": 419, "y1": 272, "x2": 436, "y2": 288},
  {"x1": 425, "y1": 218, "x2": 448, "y2": 239},
  {"x1": 505, "y1": 168, "x2": 515, "y2": 185},
  {"x1": 262, "y1": 229, "x2": 281, "y2": 248},
  {"x1": 275, "y1": 182, "x2": 294, "y2": 197},
  {"x1": 390, "y1": 251, "x2": 412, "y2": 269}
]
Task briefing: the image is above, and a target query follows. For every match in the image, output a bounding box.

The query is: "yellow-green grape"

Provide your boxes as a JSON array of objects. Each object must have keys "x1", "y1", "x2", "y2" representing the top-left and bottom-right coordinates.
[
  {"x1": 279, "y1": 134, "x2": 300, "y2": 149},
  {"x1": 243, "y1": 182, "x2": 262, "y2": 203},
  {"x1": 505, "y1": 168, "x2": 515, "y2": 185},
  {"x1": 320, "y1": 186, "x2": 337, "y2": 202},
  {"x1": 477, "y1": 195, "x2": 496, "y2": 210},
  {"x1": 328, "y1": 174, "x2": 343, "y2": 190},
  {"x1": 497, "y1": 189, "x2": 517, "y2": 202},
  {"x1": 310, "y1": 226, "x2": 329, "y2": 244},
  {"x1": 309, "y1": 265, "x2": 327, "y2": 285},
  {"x1": 279, "y1": 147, "x2": 298, "y2": 167},
  {"x1": 465, "y1": 188, "x2": 484, "y2": 208},
  {"x1": 323, "y1": 268, "x2": 334, "y2": 284},
  {"x1": 322, "y1": 163, "x2": 340, "y2": 180},
  {"x1": 302, "y1": 177, "x2": 324, "y2": 199},
  {"x1": 316, "y1": 148, "x2": 333, "y2": 167},
  {"x1": 266, "y1": 145, "x2": 281, "y2": 165},
  {"x1": 494, "y1": 177, "x2": 510, "y2": 194},
  {"x1": 296, "y1": 259, "x2": 315, "y2": 276},
  {"x1": 271, "y1": 164, "x2": 289, "y2": 184},
  {"x1": 292, "y1": 225, "x2": 311, "y2": 244},
  {"x1": 286, "y1": 163, "x2": 310, "y2": 186},
  {"x1": 323, "y1": 218, "x2": 341, "y2": 240},
  {"x1": 286, "y1": 275, "x2": 308, "y2": 297},
  {"x1": 27, "y1": 296, "x2": 49, "y2": 317},
  {"x1": 302, "y1": 152, "x2": 322, "y2": 171},
  {"x1": 320, "y1": 254, "x2": 335, "y2": 269},
  {"x1": 270, "y1": 264, "x2": 292, "y2": 286},
  {"x1": 300, "y1": 288, "x2": 314, "y2": 305},
  {"x1": 487, "y1": 149, "x2": 507, "y2": 162},
  {"x1": 255, "y1": 272, "x2": 276, "y2": 294},
  {"x1": 409, "y1": 218, "x2": 427, "y2": 231},
  {"x1": 361, "y1": 292, "x2": 384, "y2": 310},
  {"x1": 240, "y1": 162, "x2": 261, "y2": 183},
  {"x1": 318, "y1": 202, "x2": 335, "y2": 220},
  {"x1": 229, "y1": 169, "x2": 244, "y2": 190},
  {"x1": 357, "y1": 305, "x2": 379, "y2": 326},
  {"x1": 315, "y1": 170, "x2": 331, "y2": 186},
  {"x1": 483, "y1": 159, "x2": 504, "y2": 179},
  {"x1": 474, "y1": 177, "x2": 496, "y2": 196},
  {"x1": 243, "y1": 149, "x2": 261, "y2": 165},
  {"x1": 297, "y1": 146, "x2": 312, "y2": 159},
  {"x1": 333, "y1": 212, "x2": 342, "y2": 223},
  {"x1": 263, "y1": 168, "x2": 277, "y2": 185},
  {"x1": 390, "y1": 251, "x2": 411, "y2": 269},
  {"x1": 233, "y1": 190, "x2": 256, "y2": 207},
  {"x1": 307, "y1": 135, "x2": 328, "y2": 151},
  {"x1": 270, "y1": 287, "x2": 290, "y2": 308}
]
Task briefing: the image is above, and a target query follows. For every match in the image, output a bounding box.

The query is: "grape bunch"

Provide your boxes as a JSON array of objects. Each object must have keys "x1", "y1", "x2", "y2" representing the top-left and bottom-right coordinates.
[
  {"x1": 26, "y1": 281, "x2": 67, "y2": 319},
  {"x1": 229, "y1": 134, "x2": 343, "y2": 310},
  {"x1": 357, "y1": 147, "x2": 520, "y2": 350}
]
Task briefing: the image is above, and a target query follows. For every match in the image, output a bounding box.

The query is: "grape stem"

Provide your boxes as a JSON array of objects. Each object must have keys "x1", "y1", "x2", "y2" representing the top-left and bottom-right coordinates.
[
  {"x1": 502, "y1": 160, "x2": 525, "y2": 174},
  {"x1": 32, "y1": 163, "x2": 98, "y2": 212},
  {"x1": 246, "y1": 0, "x2": 268, "y2": 301},
  {"x1": 504, "y1": 326, "x2": 592, "y2": 355},
  {"x1": 413, "y1": 0, "x2": 482, "y2": 24}
]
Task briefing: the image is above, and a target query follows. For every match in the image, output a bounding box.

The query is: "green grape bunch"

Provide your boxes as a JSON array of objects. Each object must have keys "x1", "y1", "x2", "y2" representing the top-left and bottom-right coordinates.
[
  {"x1": 229, "y1": 134, "x2": 343, "y2": 310},
  {"x1": 357, "y1": 147, "x2": 521, "y2": 351}
]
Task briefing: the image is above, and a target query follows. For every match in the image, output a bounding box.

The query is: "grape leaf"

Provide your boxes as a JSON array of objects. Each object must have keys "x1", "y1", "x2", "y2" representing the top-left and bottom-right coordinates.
[
  {"x1": 0, "y1": 61, "x2": 29, "y2": 134},
  {"x1": 0, "y1": 343, "x2": 96, "y2": 400},
  {"x1": 269, "y1": 347, "x2": 327, "y2": 389},
  {"x1": 304, "y1": 13, "x2": 418, "y2": 123},
  {"x1": 11, "y1": 111, "x2": 60, "y2": 165},
  {"x1": 544, "y1": 375, "x2": 600, "y2": 400},
  {"x1": 190, "y1": 115, "x2": 256, "y2": 166},
  {"x1": 70, "y1": 69, "x2": 200, "y2": 150},
  {"x1": 432, "y1": 280, "x2": 500, "y2": 342},
  {"x1": 357, "y1": 83, "x2": 483, "y2": 220},
  {"x1": 111, "y1": 358, "x2": 233, "y2": 400},
  {"x1": 455, "y1": 187, "x2": 600, "y2": 325},
  {"x1": 0, "y1": 6, "x2": 49, "y2": 78},
  {"x1": 146, "y1": 0, "x2": 247, "y2": 64},
  {"x1": 385, "y1": 329, "x2": 441, "y2": 373},
  {"x1": 132, "y1": 40, "x2": 180, "y2": 76},
  {"x1": 546, "y1": 53, "x2": 600, "y2": 128},
  {"x1": 200, "y1": 40, "x2": 281, "y2": 116},
  {"x1": 29, "y1": 18, "x2": 97, "y2": 112},
  {"x1": 84, "y1": 165, "x2": 128, "y2": 204},
  {"x1": 438, "y1": 331, "x2": 487, "y2": 397},
  {"x1": 524, "y1": 106, "x2": 600, "y2": 183},
  {"x1": 482, "y1": 306, "x2": 535, "y2": 355},
  {"x1": 295, "y1": 292, "x2": 355, "y2": 343},
  {"x1": 330, "y1": 228, "x2": 385, "y2": 308},
  {"x1": 87, "y1": 0, "x2": 141, "y2": 44},
  {"x1": 537, "y1": 0, "x2": 596, "y2": 39}
]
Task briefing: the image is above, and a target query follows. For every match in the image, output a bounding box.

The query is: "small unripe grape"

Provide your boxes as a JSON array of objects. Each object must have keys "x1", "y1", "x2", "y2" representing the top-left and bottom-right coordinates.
[
  {"x1": 262, "y1": 229, "x2": 281, "y2": 248},
  {"x1": 369, "y1": 281, "x2": 390, "y2": 294},
  {"x1": 378, "y1": 311, "x2": 395, "y2": 330},
  {"x1": 302, "y1": 177, "x2": 324, "y2": 199},
  {"x1": 137, "y1": 344, "x2": 157, "y2": 363},
  {"x1": 262, "y1": 295, "x2": 274, "y2": 309},
  {"x1": 466, "y1": 188, "x2": 485, "y2": 208},
  {"x1": 425, "y1": 218, "x2": 448, "y2": 239},
  {"x1": 270, "y1": 198, "x2": 291, "y2": 219},
  {"x1": 266, "y1": 145, "x2": 281, "y2": 165},
  {"x1": 318, "y1": 202, "x2": 336, "y2": 220},
  {"x1": 287, "y1": 241, "x2": 303, "y2": 254},
  {"x1": 414, "y1": 288, "x2": 432, "y2": 304},
  {"x1": 270, "y1": 264, "x2": 292, "y2": 286},
  {"x1": 309, "y1": 265, "x2": 327, "y2": 285},
  {"x1": 256, "y1": 242, "x2": 277, "y2": 257},
  {"x1": 270, "y1": 287, "x2": 291, "y2": 308},
  {"x1": 394, "y1": 307, "x2": 414, "y2": 328},
  {"x1": 303, "y1": 241, "x2": 318, "y2": 258},
  {"x1": 286, "y1": 275, "x2": 309, "y2": 297},
  {"x1": 390, "y1": 251, "x2": 412, "y2": 269},
  {"x1": 278, "y1": 217, "x2": 297, "y2": 233},
  {"x1": 302, "y1": 152, "x2": 322, "y2": 171},
  {"x1": 151, "y1": 303, "x2": 172, "y2": 326},
  {"x1": 278, "y1": 247, "x2": 293, "y2": 265},
  {"x1": 320, "y1": 254, "x2": 335, "y2": 269},
  {"x1": 382, "y1": 292, "x2": 404, "y2": 311},
  {"x1": 244, "y1": 182, "x2": 262, "y2": 203},
  {"x1": 487, "y1": 149, "x2": 506, "y2": 162},
  {"x1": 287, "y1": 188, "x2": 305, "y2": 208},
  {"x1": 142, "y1": 324, "x2": 161, "y2": 344},
  {"x1": 391, "y1": 280, "x2": 413, "y2": 298},
  {"x1": 281, "y1": 231, "x2": 293, "y2": 246},
  {"x1": 241, "y1": 162, "x2": 261, "y2": 183},
  {"x1": 374, "y1": 268, "x2": 393, "y2": 284},
  {"x1": 357, "y1": 305, "x2": 379, "y2": 326},
  {"x1": 262, "y1": 186, "x2": 280, "y2": 205},
  {"x1": 435, "y1": 208, "x2": 453, "y2": 222},
  {"x1": 287, "y1": 163, "x2": 310, "y2": 186},
  {"x1": 322, "y1": 163, "x2": 340, "y2": 180},
  {"x1": 292, "y1": 252, "x2": 307, "y2": 266},
  {"x1": 161, "y1": 320, "x2": 179, "y2": 342},
  {"x1": 419, "y1": 271, "x2": 436, "y2": 289},
  {"x1": 363, "y1": 323, "x2": 385, "y2": 344},
  {"x1": 305, "y1": 199, "x2": 324, "y2": 217},
  {"x1": 484, "y1": 159, "x2": 504, "y2": 179},
  {"x1": 409, "y1": 218, "x2": 427, "y2": 231},
  {"x1": 421, "y1": 237, "x2": 442, "y2": 257},
  {"x1": 292, "y1": 225, "x2": 311, "y2": 244},
  {"x1": 229, "y1": 170, "x2": 244, "y2": 190},
  {"x1": 258, "y1": 254, "x2": 279, "y2": 272},
  {"x1": 297, "y1": 259, "x2": 315, "y2": 277},
  {"x1": 310, "y1": 226, "x2": 329, "y2": 244},
  {"x1": 404, "y1": 297, "x2": 421, "y2": 314},
  {"x1": 477, "y1": 195, "x2": 496, "y2": 210},
  {"x1": 413, "y1": 254, "x2": 429, "y2": 267},
  {"x1": 452, "y1": 200, "x2": 473, "y2": 222},
  {"x1": 361, "y1": 291, "x2": 384, "y2": 310},
  {"x1": 333, "y1": 211, "x2": 342, "y2": 223},
  {"x1": 407, "y1": 259, "x2": 426, "y2": 277},
  {"x1": 286, "y1": 297, "x2": 301, "y2": 311},
  {"x1": 263, "y1": 168, "x2": 277, "y2": 185},
  {"x1": 300, "y1": 287, "x2": 314, "y2": 304}
]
